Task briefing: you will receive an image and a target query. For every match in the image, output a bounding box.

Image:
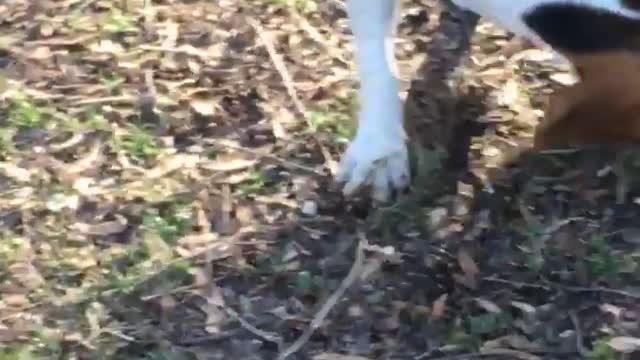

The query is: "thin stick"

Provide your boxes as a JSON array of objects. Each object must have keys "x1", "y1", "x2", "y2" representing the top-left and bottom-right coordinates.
[
  {"x1": 569, "y1": 310, "x2": 588, "y2": 357},
  {"x1": 276, "y1": 238, "x2": 366, "y2": 359},
  {"x1": 246, "y1": 17, "x2": 337, "y2": 174},
  {"x1": 203, "y1": 138, "x2": 324, "y2": 175},
  {"x1": 72, "y1": 95, "x2": 135, "y2": 106},
  {"x1": 423, "y1": 349, "x2": 541, "y2": 360},
  {"x1": 222, "y1": 305, "x2": 283, "y2": 347},
  {"x1": 556, "y1": 284, "x2": 640, "y2": 300}
]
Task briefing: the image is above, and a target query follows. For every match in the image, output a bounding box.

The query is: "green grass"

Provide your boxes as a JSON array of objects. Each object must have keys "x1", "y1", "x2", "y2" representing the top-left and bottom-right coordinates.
[
  {"x1": 102, "y1": 9, "x2": 138, "y2": 34},
  {"x1": 307, "y1": 110, "x2": 355, "y2": 145},
  {"x1": 8, "y1": 95, "x2": 46, "y2": 129},
  {"x1": 101, "y1": 74, "x2": 126, "y2": 95},
  {"x1": 115, "y1": 124, "x2": 161, "y2": 161},
  {"x1": 84, "y1": 107, "x2": 111, "y2": 131},
  {"x1": 236, "y1": 170, "x2": 268, "y2": 198},
  {"x1": 142, "y1": 205, "x2": 192, "y2": 244},
  {"x1": 0, "y1": 347, "x2": 39, "y2": 360},
  {"x1": 588, "y1": 336, "x2": 618, "y2": 360},
  {"x1": 586, "y1": 234, "x2": 619, "y2": 277}
]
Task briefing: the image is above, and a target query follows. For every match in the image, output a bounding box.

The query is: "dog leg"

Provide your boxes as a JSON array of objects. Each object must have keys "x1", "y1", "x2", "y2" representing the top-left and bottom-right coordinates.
[
  {"x1": 533, "y1": 84, "x2": 588, "y2": 149},
  {"x1": 337, "y1": 0, "x2": 409, "y2": 201}
]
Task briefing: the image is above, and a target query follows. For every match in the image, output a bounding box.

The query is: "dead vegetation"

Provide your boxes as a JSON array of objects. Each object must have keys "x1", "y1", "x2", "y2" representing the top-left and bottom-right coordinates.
[{"x1": 0, "y1": 0, "x2": 639, "y2": 359}]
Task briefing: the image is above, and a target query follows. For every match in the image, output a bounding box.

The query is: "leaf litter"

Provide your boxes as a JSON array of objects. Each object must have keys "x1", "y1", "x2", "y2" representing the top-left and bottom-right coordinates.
[{"x1": 0, "y1": 0, "x2": 639, "y2": 359}]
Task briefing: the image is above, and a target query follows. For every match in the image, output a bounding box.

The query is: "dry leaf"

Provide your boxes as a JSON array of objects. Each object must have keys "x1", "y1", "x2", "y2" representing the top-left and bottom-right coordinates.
[
  {"x1": 475, "y1": 298, "x2": 502, "y2": 314},
  {"x1": 190, "y1": 99, "x2": 217, "y2": 116},
  {"x1": 608, "y1": 337, "x2": 640, "y2": 353},
  {"x1": 550, "y1": 72, "x2": 578, "y2": 86},
  {"x1": 0, "y1": 69, "x2": 8, "y2": 95},
  {"x1": 203, "y1": 285, "x2": 226, "y2": 334},
  {"x1": 73, "y1": 215, "x2": 128, "y2": 236},
  {"x1": 431, "y1": 293, "x2": 448, "y2": 320},
  {"x1": 453, "y1": 272, "x2": 478, "y2": 290},
  {"x1": 39, "y1": 23, "x2": 54, "y2": 37},
  {"x1": 202, "y1": 153, "x2": 257, "y2": 172},
  {"x1": 458, "y1": 249, "x2": 480, "y2": 277},
  {"x1": 146, "y1": 154, "x2": 199, "y2": 179},
  {"x1": 0, "y1": 162, "x2": 32, "y2": 183},
  {"x1": 64, "y1": 142, "x2": 104, "y2": 177},
  {"x1": 621, "y1": 228, "x2": 640, "y2": 245}
]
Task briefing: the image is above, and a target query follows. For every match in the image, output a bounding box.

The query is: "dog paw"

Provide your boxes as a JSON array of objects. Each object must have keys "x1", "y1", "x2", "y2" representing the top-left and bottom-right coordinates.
[{"x1": 336, "y1": 127, "x2": 410, "y2": 202}]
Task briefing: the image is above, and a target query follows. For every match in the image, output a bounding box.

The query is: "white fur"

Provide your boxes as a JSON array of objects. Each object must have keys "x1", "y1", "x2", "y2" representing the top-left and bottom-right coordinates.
[
  {"x1": 337, "y1": 0, "x2": 408, "y2": 201},
  {"x1": 340, "y1": 0, "x2": 640, "y2": 201}
]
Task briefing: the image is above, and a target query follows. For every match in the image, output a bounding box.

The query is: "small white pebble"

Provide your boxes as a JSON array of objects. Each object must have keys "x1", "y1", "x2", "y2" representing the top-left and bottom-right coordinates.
[
  {"x1": 301, "y1": 200, "x2": 317, "y2": 216},
  {"x1": 482, "y1": 146, "x2": 501, "y2": 157},
  {"x1": 597, "y1": 165, "x2": 612, "y2": 178},
  {"x1": 429, "y1": 207, "x2": 448, "y2": 229}
]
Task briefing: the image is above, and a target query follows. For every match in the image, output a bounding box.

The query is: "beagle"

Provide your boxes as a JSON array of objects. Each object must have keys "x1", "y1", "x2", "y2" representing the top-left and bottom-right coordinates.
[{"x1": 337, "y1": 0, "x2": 640, "y2": 201}]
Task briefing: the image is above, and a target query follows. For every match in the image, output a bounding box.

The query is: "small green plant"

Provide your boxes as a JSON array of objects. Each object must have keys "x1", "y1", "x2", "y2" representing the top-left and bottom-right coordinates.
[
  {"x1": 0, "y1": 235, "x2": 28, "y2": 272},
  {"x1": 116, "y1": 124, "x2": 160, "y2": 161},
  {"x1": 85, "y1": 107, "x2": 111, "y2": 131},
  {"x1": 467, "y1": 312, "x2": 512, "y2": 336},
  {"x1": 8, "y1": 95, "x2": 45, "y2": 128},
  {"x1": 307, "y1": 111, "x2": 355, "y2": 145},
  {"x1": 588, "y1": 336, "x2": 617, "y2": 360},
  {"x1": 513, "y1": 222, "x2": 547, "y2": 272},
  {"x1": 101, "y1": 74, "x2": 125, "y2": 95},
  {"x1": 102, "y1": 10, "x2": 138, "y2": 34},
  {"x1": 620, "y1": 251, "x2": 640, "y2": 273},
  {"x1": 236, "y1": 170, "x2": 267, "y2": 198},
  {"x1": 0, "y1": 122, "x2": 14, "y2": 156},
  {"x1": 444, "y1": 321, "x2": 480, "y2": 353},
  {"x1": 142, "y1": 205, "x2": 192, "y2": 244},
  {"x1": 586, "y1": 234, "x2": 618, "y2": 276},
  {"x1": 0, "y1": 346, "x2": 38, "y2": 360},
  {"x1": 67, "y1": 10, "x2": 96, "y2": 31}
]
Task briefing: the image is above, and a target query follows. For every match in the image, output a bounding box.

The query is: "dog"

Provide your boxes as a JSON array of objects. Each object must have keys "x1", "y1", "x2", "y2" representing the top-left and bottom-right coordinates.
[{"x1": 336, "y1": 0, "x2": 640, "y2": 201}]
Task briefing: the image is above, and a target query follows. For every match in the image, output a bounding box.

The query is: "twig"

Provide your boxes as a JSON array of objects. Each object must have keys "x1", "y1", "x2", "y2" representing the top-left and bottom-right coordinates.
[
  {"x1": 174, "y1": 330, "x2": 240, "y2": 346},
  {"x1": 138, "y1": 44, "x2": 208, "y2": 60},
  {"x1": 422, "y1": 349, "x2": 541, "y2": 360},
  {"x1": 289, "y1": 9, "x2": 349, "y2": 65},
  {"x1": 569, "y1": 310, "x2": 589, "y2": 357},
  {"x1": 100, "y1": 328, "x2": 136, "y2": 342},
  {"x1": 485, "y1": 277, "x2": 640, "y2": 300},
  {"x1": 246, "y1": 16, "x2": 337, "y2": 174},
  {"x1": 553, "y1": 284, "x2": 640, "y2": 300},
  {"x1": 72, "y1": 95, "x2": 135, "y2": 106},
  {"x1": 276, "y1": 237, "x2": 367, "y2": 359},
  {"x1": 222, "y1": 305, "x2": 283, "y2": 347},
  {"x1": 203, "y1": 138, "x2": 324, "y2": 175},
  {"x1": 0, "y1": 301, "x2": 44, "y2": 322},
  {"x1": 482, "y1": 276, "x2": 551, "y2": 291}
]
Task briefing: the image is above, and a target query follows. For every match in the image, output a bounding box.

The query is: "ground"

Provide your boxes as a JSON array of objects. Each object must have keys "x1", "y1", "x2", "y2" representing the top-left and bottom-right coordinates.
[{"x1": 1, "y1": 0, "x2": 639, "y2": 359}]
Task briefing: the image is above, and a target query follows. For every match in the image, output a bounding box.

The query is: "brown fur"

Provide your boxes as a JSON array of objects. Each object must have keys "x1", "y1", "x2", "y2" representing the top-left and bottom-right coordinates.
[{"x1": 533, "y1": 51, "x2": 640, "y2": 150}]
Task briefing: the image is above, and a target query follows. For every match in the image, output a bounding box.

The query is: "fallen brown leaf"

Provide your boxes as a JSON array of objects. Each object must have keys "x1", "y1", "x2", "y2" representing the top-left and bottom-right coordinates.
[
  {"x1": 608, "y1": 337, "x2": 640, "y2": 353},
  {"x1": 431, "y1": 293, "x2": 448, "y2": 320},
  {"x1": 72, "y1": 214, "x2": 128, "y2": 236}
]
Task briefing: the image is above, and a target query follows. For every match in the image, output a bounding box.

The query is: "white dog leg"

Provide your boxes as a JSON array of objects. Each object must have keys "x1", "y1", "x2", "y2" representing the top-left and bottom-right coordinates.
[{"x1": 337, "y1": 0, "x2": 410, "y2": 201}]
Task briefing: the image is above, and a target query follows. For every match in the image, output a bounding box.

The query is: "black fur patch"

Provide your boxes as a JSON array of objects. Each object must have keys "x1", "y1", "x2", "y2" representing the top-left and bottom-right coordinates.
[
  {"x1": 622, "y1": 0, "x2": 640, "y2": 11},
  {"x1": 523, "y1": 3, "x2": 640, "y2": 53}
]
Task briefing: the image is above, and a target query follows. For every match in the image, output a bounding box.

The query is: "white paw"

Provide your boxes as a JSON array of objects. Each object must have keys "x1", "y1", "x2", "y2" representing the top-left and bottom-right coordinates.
[{"x1": 336, "y1": 124, "x2": 410, "y2": 202}]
